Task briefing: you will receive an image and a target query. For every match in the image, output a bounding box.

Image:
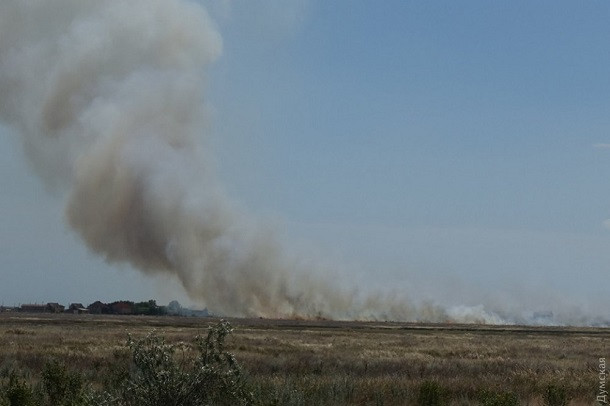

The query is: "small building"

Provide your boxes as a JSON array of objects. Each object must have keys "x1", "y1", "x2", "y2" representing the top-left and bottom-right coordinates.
[
  {"x1": 68, "y1": 303, "x2": 89, "y2": 314},
  {"x1": 110, "y1": 301, "x2": 134, "y2": 315},
  {"x1": 87, "y1": 301, "x2": 110, "y2": 314},
  {"x1": 46, "y1": 303, "x2": 65, "y2": 313},
  {"x1": 20, "y1": 304, "x2": 47, "y2": 313}
]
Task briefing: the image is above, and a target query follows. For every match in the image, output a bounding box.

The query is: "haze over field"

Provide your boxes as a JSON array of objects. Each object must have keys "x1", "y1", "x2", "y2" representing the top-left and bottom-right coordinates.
[{"x1": 1, "y1": 1, "x2": 610, "y2": 325}]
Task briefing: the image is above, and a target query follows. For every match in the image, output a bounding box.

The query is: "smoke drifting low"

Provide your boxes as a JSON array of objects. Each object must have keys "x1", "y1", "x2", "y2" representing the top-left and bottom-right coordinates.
[
  {"x1": 0, "y1": 1, "x2": 580, "y2": 325},
  {"x1": 0, "y1": 0, "x2": 389, "y2": 319}
]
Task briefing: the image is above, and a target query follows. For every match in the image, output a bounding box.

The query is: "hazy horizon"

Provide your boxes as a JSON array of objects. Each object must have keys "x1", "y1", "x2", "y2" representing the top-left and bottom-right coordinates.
[{"x1": 2, "y1": 1, "x2": 610, "y2": 325}]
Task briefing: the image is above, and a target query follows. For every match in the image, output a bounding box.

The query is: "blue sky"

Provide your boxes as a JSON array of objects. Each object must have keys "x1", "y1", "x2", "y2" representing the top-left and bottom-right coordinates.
[
  {"x1": 207, "y1": 1, "x2": 610, "y2": 231},
  {"x1": 1, "y1": 1, "x2": 610, "y2": 320},
  {"x1": 203, "y1": 0, "x2": 610, "y2": 317}
]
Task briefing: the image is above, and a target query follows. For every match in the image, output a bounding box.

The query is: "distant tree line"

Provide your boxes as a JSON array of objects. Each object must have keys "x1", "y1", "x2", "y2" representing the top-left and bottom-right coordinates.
[
  {"x1": 2, "y1": 300, "x2": 210, "y2": 317},
  {"x1": 87, "y1": 300, "x2": 165, "y2": 316}
]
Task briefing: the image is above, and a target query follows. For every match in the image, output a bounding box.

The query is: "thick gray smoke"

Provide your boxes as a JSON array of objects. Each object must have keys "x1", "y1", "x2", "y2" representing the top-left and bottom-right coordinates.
[
  {"x1": 0, "y1": 0, "x2": 407, "y2": 319},
  {"x1": 1, "y1": 1, "x2": 576, "y2": 325}
]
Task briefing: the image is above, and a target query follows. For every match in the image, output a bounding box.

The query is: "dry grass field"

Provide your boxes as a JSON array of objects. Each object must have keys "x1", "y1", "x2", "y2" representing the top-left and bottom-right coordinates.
[{"x1": 0, "y1": 313, "x2": 607, "y2": 405}]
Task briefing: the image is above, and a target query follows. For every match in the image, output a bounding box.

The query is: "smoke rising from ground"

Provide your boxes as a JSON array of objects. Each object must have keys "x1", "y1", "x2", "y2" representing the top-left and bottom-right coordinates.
[
  {"x1": 0, "y1": 0, "x2": 416, "y2": 320},
  {"x1": 2, "y1": 1, "x2": 603, "y2": 325}
]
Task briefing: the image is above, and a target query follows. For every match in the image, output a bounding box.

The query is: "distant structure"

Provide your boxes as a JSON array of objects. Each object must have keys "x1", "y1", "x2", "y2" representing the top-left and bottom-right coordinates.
[
  {"x1": 46, "y1": 303, "x2": 65, "y2": 313},
  {"x1": 11, "y1": 299, "x2": 211, "y2": 318},
  {"x1": 87, "y1": 301, "x2": 111, "y2": 314},
  {"x1": 110, "y1": 301, "x2": 134, "y2": 315},
  {"x1": 68, "y1": 303, "x2": 89, "y2": 314},
  {"x1": 20, "y1": 304, "x2": 46, "y2": 313},
  {"x1": 17, "y1": 303, "x2": 66, "y2": 313}
]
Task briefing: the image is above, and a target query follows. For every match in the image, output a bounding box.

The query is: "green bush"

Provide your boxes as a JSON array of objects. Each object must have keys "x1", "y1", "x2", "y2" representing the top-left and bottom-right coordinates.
[
  {"x1": 417, "y1": 381, "x2": 445, "y2": 406},
  {"x1": 0, "y1": 320, "x2": 251, "y2": 406},
  {"x1": 478, "y1": 389, "x2": 519, "y2": 406},
  {"x1": 0, "y1": 363, "x2": 92, "y2": 406},
  {"x1": 2, "y1": 372, "x2": 37, "y2": 406},
  {"x1": 41, "y1": 360, "x2": 86, "y2": 406},
  {"x1": 116, "y1": 319, "x2": 253, "y2": 406},
  {"x1": 542, "y1": 383, "x2": 568, "y2": 406}
]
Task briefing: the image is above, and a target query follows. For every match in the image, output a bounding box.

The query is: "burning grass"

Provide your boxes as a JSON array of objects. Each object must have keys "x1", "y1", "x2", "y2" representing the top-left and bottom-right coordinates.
[{"x1": 0, "y1": 313, "x2": 607, "y2": 405}]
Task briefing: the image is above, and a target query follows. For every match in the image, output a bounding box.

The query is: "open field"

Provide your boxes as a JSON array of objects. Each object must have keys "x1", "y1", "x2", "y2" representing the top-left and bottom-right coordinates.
[{"x1": 0, "y1": 313, "x2": 608, "y2": 405}]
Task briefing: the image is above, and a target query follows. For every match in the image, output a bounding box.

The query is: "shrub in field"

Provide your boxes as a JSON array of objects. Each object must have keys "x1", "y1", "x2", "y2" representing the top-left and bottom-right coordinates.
[
  {"x1": 41, "y1": 360, "x2": 87, "y2": 406},
  {"x1": 542, "y1": 383, "x2": 568, "y2": 406},
  {"x1": 116, "y1": 319, "x2": 252, "y2": 406},
  {"x1": 0, "y1": 364, "x2": 94, "y2": 406},
  {"x1": 1, "y1": 320, "x2": 251, "y2": 406},
  {"x1": 417, "y1": 381, "x2": 445, "y2": 406},
  {"x1": 1, "y1": 373, "x2": 37, "y2": 406},
  {"x1": 478, "y1": 389, "x2": 519, "y2": 406}
]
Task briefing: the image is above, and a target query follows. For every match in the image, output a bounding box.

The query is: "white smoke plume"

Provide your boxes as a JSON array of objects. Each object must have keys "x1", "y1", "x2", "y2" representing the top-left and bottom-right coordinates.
[
  {"x1": 3, "y1": 1, "x2": 598, "y2": 326},
  {"x1": 0, "y1": 0, "x2": 412, "y2": 320}
]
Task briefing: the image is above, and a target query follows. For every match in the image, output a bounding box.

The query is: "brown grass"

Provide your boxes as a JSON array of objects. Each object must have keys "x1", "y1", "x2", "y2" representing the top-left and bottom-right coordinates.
[{"x1": 0, "y1": 313, "x2": 607, "y2": 405}]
